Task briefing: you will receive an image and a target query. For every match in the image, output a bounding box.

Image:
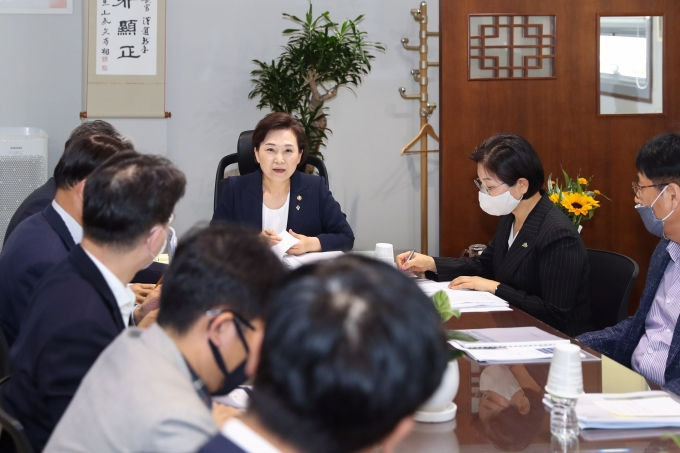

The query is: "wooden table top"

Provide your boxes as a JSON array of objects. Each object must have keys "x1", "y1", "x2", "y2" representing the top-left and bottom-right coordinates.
[{"x1": 395, "y1": 308, "x2": 680, "y2": 453}]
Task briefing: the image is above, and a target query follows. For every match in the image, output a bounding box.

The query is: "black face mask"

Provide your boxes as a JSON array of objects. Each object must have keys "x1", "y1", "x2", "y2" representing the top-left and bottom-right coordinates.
[{"x1": 208, "y1": 320, "x2": 250, "y2": 396}]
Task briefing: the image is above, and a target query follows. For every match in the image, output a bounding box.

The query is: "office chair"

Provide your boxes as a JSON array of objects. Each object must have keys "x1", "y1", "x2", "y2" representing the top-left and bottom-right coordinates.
[
  {"x1": 214, "y1": 130, "x2": 329, "y2": 212},
  {"x1": 0, "y1": 326, "x2": 9, "y2": 379},
  {"x1": 587, "y1": 249, "x2": 639, "y2": 331},
  {"x1": 0, "y1": 376, "x2": 35, "y2": 453}
]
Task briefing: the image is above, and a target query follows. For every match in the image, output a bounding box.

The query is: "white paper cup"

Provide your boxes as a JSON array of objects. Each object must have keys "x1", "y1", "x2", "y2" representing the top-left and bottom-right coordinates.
[
  {"x1": 374, "y1": 243, "x2": 395, "y2": 266},
  {"x1": 545, "y1": 343, "x2": 584, "y2": 399}
]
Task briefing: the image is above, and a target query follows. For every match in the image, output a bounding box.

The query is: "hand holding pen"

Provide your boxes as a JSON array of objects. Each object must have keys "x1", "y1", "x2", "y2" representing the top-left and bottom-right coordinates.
[{"x1": 396, "y1": 249, "x2": 437, "y2": 274}]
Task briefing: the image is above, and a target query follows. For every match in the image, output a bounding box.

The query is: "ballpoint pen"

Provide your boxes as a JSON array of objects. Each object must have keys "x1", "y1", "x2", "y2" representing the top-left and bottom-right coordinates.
[{"x1": 401, "y1": 248, "x2": 416, "y2": 269}]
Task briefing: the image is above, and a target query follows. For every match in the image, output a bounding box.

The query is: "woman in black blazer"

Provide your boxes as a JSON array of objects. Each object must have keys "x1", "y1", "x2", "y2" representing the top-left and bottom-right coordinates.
[
  {"x1": 212, "y1": 113, "x2": 354, "y2": 253},
  {"x1": 398, "y1": 134, "x2": 592, "y2": 336}
]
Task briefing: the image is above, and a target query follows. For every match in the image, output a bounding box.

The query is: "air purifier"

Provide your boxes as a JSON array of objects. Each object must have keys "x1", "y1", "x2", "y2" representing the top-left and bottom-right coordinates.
[{"x1": 0, "y1": 128, "x2": 49, "y2": 249}]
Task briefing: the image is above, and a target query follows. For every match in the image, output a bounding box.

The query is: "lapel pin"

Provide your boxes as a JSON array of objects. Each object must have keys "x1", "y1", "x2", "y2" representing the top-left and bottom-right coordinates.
[
  {"x1": 297, "y1": 195, "x2": 302, "y2": 201},
  {"x1": 522, "y1": 243, "x2": 528, "y2": 248},
  {"x1": 296, "y1": 205, "x2": 300, "y2": 211}
]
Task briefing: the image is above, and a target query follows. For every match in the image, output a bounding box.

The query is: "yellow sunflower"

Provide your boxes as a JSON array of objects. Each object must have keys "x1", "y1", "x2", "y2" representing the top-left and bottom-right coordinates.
[
  {"x1": 561, "y1": 192, "x2": 595, "y2": 216},
  {"x1": 549, "y1": 193, "x2": 559, "y2": 204},
  {"x1": 578, "y1": 177, "x2": 588, "y2": 185}
]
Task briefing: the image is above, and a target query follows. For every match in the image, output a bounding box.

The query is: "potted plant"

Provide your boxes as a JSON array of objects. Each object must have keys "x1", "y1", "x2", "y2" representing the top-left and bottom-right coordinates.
[
  {"x1": 248, "y1": 3, "x2": 385, "y2": 159},
  {"x1": 415, "y1": 291, "x2": 476, "y2": 422}
]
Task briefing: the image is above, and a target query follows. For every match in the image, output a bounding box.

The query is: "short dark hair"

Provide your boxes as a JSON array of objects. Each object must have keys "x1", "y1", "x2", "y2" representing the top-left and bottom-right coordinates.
[
  {"x1": 636, "y1": 133, "x2": 680, "y2": 183},
  {"x1": 64, "y1": 120, "x2": 133, "y2": 150},
  {"x1": 53, "y1": 135, "x2": 131, "y2": 190},
  {"x1": 251, "y1": 112, "x2": 308, "y2": 165},
  {"x1": 82, "y1": 152, "x2": 186, "y2": 250},
  {"x1": 250, "y1": 255, "x2": 448, "y2": 453},
  {"x1": 156, "y1": 224, "x2": 286, "y2": 334},
  {"x1": 470, "y1": 134, "x2": 545, "y2": 199}
]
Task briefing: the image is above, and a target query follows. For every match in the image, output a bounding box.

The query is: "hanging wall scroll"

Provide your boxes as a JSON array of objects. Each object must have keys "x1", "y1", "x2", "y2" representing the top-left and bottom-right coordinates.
[{"x1": 82, "y1": 0, "x2": 169, "y2": 118}]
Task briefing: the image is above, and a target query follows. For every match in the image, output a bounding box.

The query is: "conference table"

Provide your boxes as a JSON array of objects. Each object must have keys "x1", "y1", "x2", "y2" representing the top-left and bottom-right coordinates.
[{"x1": 394, "y1": 307, "x2": 680, "y2": 453}]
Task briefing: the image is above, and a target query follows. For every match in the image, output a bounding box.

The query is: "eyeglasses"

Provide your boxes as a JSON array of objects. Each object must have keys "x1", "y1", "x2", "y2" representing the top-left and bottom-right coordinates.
[
  {"x1": 204, "y1": 308, "x2": 255, "y2": 331},
  {"x1": 474, "y1": 178, "x2": 506, "y2": 195},
  {"x1": 632, "y1": 182, "x2": 668, "y2": 198}
]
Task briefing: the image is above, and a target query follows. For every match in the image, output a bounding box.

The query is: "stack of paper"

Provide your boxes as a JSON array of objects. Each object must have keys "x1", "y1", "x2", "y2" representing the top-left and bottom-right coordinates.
[
  {"x1": 543, "y1": 391, "x2": 680, "y2": 429},
  {"x1": 448, "y1": 327, "x2": 598, "y2": 363},
  {"x1": 282, "y1": 251, "x2": 345, "y2": 269},
  {"x1": 415, "y1": 280, "x2": 511, "y2": 313}
]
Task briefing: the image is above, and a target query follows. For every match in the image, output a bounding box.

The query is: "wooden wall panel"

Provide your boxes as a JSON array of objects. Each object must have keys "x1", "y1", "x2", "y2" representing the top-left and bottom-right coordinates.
[{"x1": 440, "y1": 0, "x2": 680, "y2": 314}]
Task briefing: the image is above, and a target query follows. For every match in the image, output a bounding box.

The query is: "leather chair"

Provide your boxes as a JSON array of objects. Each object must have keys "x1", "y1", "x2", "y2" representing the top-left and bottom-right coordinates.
[
  {"x1": 214, "y1": 130, "x2": 329, "y2": 212},
  {"x1": 587, "y1": 249, "x2": 639, "y2": 331},
  {"x1": 0, "y1": 377, "x2": 35, "y2": 453}
]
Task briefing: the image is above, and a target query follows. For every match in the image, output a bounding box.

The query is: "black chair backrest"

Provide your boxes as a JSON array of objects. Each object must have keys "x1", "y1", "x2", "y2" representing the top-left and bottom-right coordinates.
[
  {"x1": 214, "y1": 130, "x2": 330, "y2": 212},
  {"x1": 0, "y1": 326, "x2": 9, "y2": 379},
  {"x1": 0, "y1": 377, "x2": 35, "y2": 453},
  {"x1": 587, "y1": 249, "x2": 639, "y2": 331}
]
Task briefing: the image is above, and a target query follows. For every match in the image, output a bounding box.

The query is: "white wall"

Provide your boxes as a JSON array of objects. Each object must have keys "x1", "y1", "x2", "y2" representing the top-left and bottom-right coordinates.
[{"x1": 0, "y1": 0, "x2": 440, "y2": 254}]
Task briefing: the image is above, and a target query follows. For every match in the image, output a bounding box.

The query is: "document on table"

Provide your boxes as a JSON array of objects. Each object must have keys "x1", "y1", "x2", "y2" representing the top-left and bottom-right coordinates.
[
  {"x1": 460, "y1": 345, "x2": 598, "y2": 364},
  {"x1": 449, "y1": 326, "x2": 569, "y2": 349},
  {"x1": 543, "y1": 391, "x2": 680, "y2": 429},
  {"x1": 282, "y1": 251, "x2": 345, "y2": 269},
  {"x1": 415, "y1": 280, "x2": 510, "y2": 312},
  {"x1": 447, "y1": 326, "x2": 598, "y2": 363},
  {"x1": 271, "y1": 230, "x2": 300, "y2": 258}
]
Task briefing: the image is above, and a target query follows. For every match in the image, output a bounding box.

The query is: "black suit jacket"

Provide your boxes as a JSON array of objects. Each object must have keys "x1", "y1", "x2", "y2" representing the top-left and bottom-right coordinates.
[
  {"x1": 0, "y1": 203, "x2": 74, "y2": 346},
  {"x1": 212, "y1": 170, "x2": 354, "y2": 251},
  {"x1": 429, "y1": 194, "x2": 592, "y2": 337},
  {"x1": 3, "y1": 177, "x2": 56, "y2": 245},
  {"x1": 2, "y1": 245, "x2": 126, "y2": 452},
  {"x1": 1, "y1": 177, "x2": 166, "y2": 284}
]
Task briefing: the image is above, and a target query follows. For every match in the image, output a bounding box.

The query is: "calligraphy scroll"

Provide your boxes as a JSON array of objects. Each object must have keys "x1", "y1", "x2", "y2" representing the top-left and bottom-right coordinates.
[{"x1": 84, "y1": 0, "x2": 168, "y2": 118}]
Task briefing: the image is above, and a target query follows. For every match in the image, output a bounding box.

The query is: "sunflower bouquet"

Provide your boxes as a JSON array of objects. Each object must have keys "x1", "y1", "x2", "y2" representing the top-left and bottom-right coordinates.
[{"x1": 546, "y1": 170, "x2": 608, "y2": 228}]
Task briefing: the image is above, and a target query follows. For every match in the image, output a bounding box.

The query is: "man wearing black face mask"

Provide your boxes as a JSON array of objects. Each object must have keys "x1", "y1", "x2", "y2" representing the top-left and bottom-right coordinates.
[
  {"x1": 578, "y1": 132, "x2": 680, "y2": 396},
  {"x1": 43, "y1": 224, "x2": 285, "y2": 453}
]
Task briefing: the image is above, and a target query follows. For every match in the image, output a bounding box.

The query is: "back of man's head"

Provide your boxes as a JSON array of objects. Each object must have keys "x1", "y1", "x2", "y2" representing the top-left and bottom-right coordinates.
[
  {"x1": 636, "y1": 132, "x2": 680, "y2": 182},
  {"x1": 53, "y1": 135, "x2": 130, "y2": 191},
  {"x1": 64, "y1": 120, "x2": 133, "y2": 150},
  {"x1": 82, "y1": 152, "x2": 186, "y2": 250},
  {"x1": 250, "y1": 255, "x2": 449, "y2": 453},
  {"x1": 156, "y1": 224, "x2": 286, "y2": 333}
]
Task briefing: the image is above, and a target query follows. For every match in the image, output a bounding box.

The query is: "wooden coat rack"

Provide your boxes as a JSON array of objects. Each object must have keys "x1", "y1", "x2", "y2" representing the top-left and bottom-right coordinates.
[{"x1": 399, "y1": 1, "x2": 439, "y2": 255}]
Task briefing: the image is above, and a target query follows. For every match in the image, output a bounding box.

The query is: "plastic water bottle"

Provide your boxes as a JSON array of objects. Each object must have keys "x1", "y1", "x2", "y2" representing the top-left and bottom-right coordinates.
[{"x1": 550, "y1": 395, "x2": 579, "y2": 440}]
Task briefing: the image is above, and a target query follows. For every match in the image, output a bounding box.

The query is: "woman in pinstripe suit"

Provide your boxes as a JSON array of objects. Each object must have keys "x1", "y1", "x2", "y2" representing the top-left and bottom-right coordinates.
[{"x1": 398, "y1": 134, "x2": 592, "y2": 337}]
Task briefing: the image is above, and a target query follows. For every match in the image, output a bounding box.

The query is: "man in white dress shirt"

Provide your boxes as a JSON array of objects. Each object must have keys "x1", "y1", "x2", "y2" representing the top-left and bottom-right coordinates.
[
  {"x1": 199, "y1": 256, "x2": 450, "y2": 453},
  {"x1": 0, "y1": 134, "x2": 129, "y2": 346},
  {"x1": 3, "y1": 152, "x2": 187, "y2": 451},
  {"x1": 44, "y1": 224, "x2": 286, "y2": 453}
]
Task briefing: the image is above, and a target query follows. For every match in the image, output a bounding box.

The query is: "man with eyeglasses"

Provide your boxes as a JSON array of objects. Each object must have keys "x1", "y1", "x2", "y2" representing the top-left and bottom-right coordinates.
[
  {"x1": 578, "y1": 132, "x2": 680, "y2": 395},
  {"x1": 3, "y1": 152, "x2": 186, "y2": 452},
  {"x1": 43, "y1": 224, "x2": 285, "y2": 453}
]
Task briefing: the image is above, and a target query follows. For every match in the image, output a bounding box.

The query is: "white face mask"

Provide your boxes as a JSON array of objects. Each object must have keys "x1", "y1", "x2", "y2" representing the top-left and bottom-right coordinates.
[
  {"x1": 143, "y1": 226, "x2": 168, "y2": 269},
  {"x1": 478, "y1": 188, "x2": 521, "y2": 216}
]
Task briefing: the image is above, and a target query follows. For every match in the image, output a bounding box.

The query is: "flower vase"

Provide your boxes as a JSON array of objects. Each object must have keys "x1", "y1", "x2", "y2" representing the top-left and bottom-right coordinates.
[{"x1": 414, "y1": 359, "x2": 459, "y2": 423}]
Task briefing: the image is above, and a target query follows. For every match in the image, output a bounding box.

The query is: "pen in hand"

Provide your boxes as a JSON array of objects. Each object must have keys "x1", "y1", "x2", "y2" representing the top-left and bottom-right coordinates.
[{"x1": 402, "y1": 248, "x2": 416, "y2": 270}]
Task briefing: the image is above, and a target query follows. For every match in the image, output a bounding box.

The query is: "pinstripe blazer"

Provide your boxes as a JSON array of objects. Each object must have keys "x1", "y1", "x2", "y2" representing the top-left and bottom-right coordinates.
[
  {"x1": 429, "y1": 194, "x2": 592, "y2": 337},
  {"x1": 577, "y1": 239, "x2": 680, "y2": 395}
]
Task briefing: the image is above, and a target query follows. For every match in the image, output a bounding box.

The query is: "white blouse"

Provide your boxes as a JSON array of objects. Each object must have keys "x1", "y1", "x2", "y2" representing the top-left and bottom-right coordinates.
[{"x1": 262, "y1": 192, "x2": 290, "y2": 234}]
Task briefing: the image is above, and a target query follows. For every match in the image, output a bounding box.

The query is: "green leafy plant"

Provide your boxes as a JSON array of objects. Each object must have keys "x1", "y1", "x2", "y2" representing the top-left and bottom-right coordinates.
[
  {"x1": 431, "y1": 290, "x2": 477, "y2": 360},
  {"x1": 249, "y1": 2, "x2": 385, "y2": 158}
]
